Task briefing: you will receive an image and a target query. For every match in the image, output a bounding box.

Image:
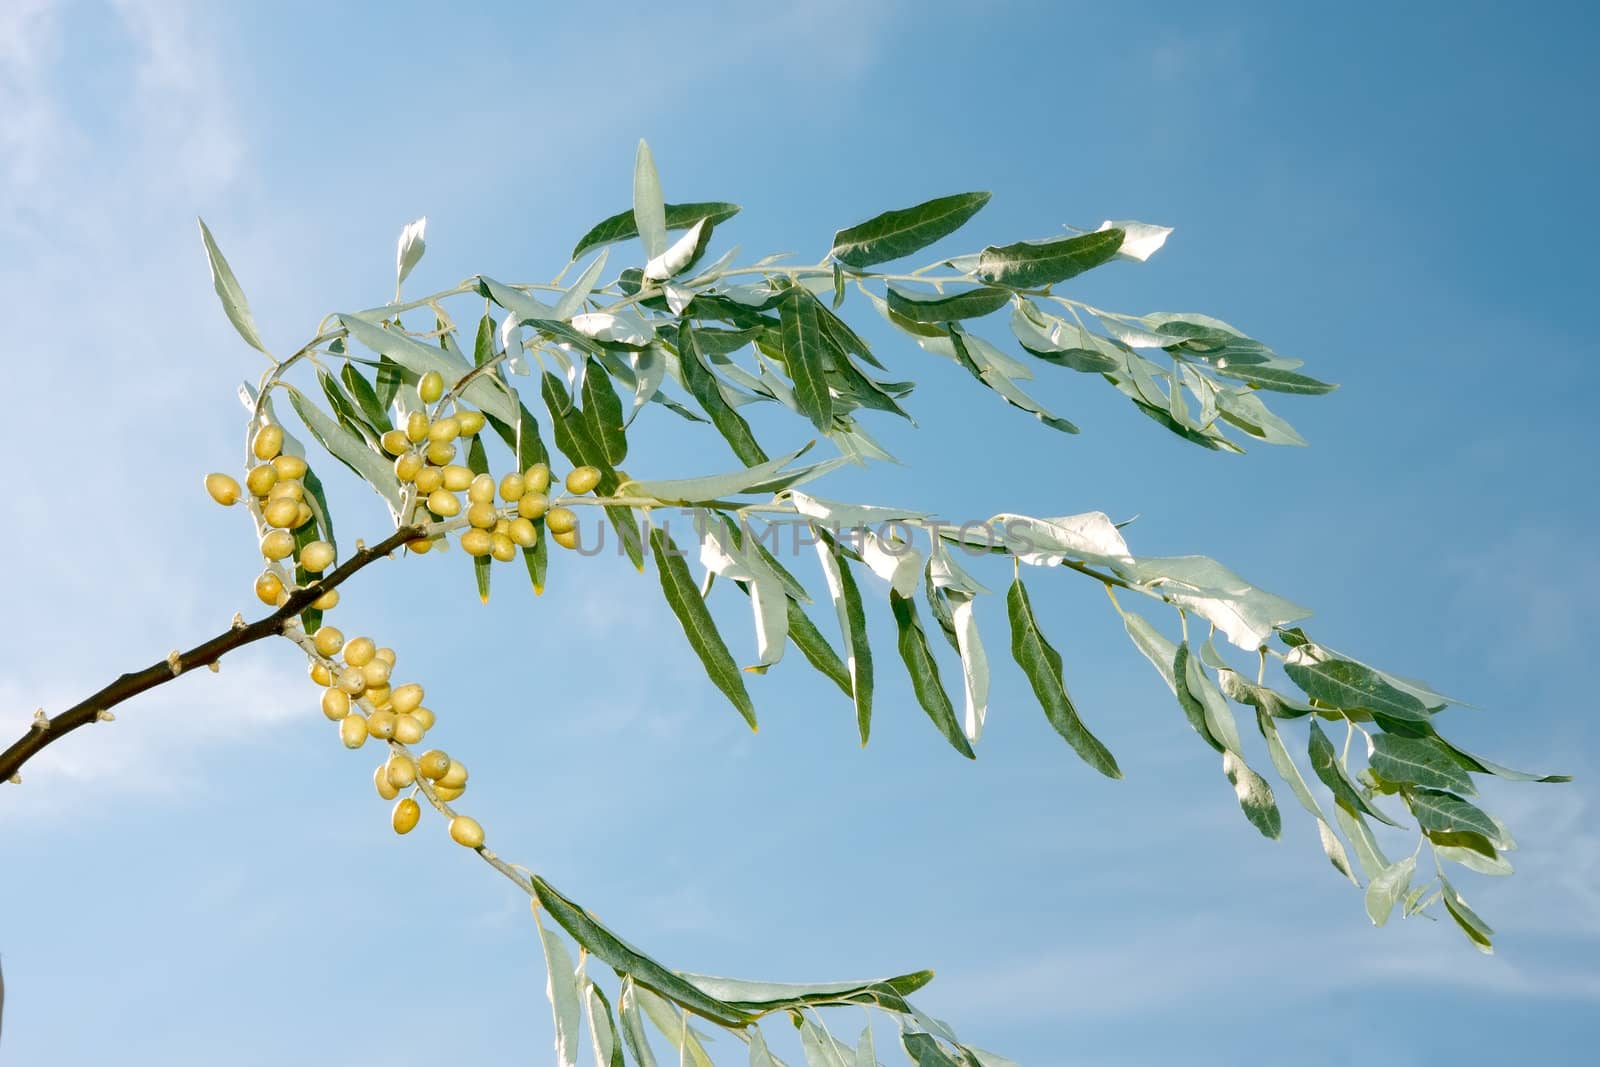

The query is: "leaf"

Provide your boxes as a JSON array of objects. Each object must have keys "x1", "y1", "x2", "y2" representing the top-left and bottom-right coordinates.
[
  {"x1": 626, "y1": 443, "x2": 819, "y2": 504},
  {"x1": 1334, "y1": 803, "x2": 1391, "y2": 881},
  {"x1": 197, "y1": 218, "x2": 269, "y2": 354},
  {"x1": 1307, "y1": 719, "x2": 1403, "y2": 827},
  {"x1": 618, "y1": 980, "x2": 659, "y2": 1067},
  {"x1": 633, "y1": 140, "x2": 668, "y2": 259},
  {"x1": 678, "y1": 322, "x2": 770, "y2": 466},
  {"x1": 632, "y1": 984, "x2": 714, "y2": 1067},
  {"x1": 1316, "y1": 817, "x2": 1360, "y2": 885},
  {"x1": 466, "y1": 435, "x2": 492, "y2": 603},
  {"x1": 284, "y1": 387, "x2": 404, "y2": 518},
  {"x1": 573, "y1": 202, "x2": 741, "y2": 262},
  {"x1": 1254, "y1": 708, "x2": 1357, "y2": 884},
  {"x1": 1119, "y1": 555, "x2": 1310, "y2": 651},
  {"x1": 1099, "y1": 219, "x2": 1172, "y2": 262},
  {"x1": 1120, "y1": 609, "x2": 1179, "y2": 694},
  {"x1": 1222, "y1": 750, "x2": 1282, "y2": 839},
  {"x1": 885, "y1": 284, "x2": 1012, "y2": 323},
  {"x1": 1212, "y1": 364, "x2": 1337, "y2": 395},
  {"x1": 1007, "y1": 577, "x2": 1120, "y2": 778},
  {"x1": 1438, "y1": 875, "x2": 1495, "y2": 954},
  {"x1": 890, "y1": 592, "x2": 975, "y2": 759},
  {"x1": 816, "y1": 531, "x2": 875, "y2": 745},
  {"x1": 779, "y1": 288, "x2": 834, "y2": 432},
  {"x1": 339, "y1": 363, "x2": 391, "y2": 431},
  {"x1": 1408, "y1": 789, "x2": 1502, "y2": 844},
  {"x1": 1370, "y1": 734, "x2": 1476, "y2": 795},
  {"x1": 799, "y1": 1018, "x2": 851, "y2": 1067},
  {"x1": 485, "y1": 403, "x2": 550, "y2": 594},
  {"x1": 535, "y1": 915, "x2": 582, "y2": 1067},
  {"x1": 695, "y1": 515, "x2": 789, "y2": 669},
  {"x1": 1171, "y1": 644, "x2": 1225, "y2": 752},
  {"x1": 582, "y1": 358, "x2": 628, "y2": 465},
  {"x1": 542, "y1": 371, "x2": 644, "y2": 570},
  {"x1": 645, "y1": 218, "x2": 714, "y2": 281},
  {"x1": 786, "y1": 600, "x2": 853, "y2": 698},
  {"x1": 1181, "y1": 642, "x2": 1244, "y2": 754},
  {"x1": 586, "y1": 982, "x2": 626, "y2": 1067},
  {"x1": 749, "y1": 1028, "x2": 779, "y2": 1067},
  {"x1": 338, "y1": 313, "x2": 517, "y2": 425},
  {"x1": 902, "y1": 1032, "x2": 962, "y2": 1067},
  {"x1": 529, "y1": 877, "x2": 752, "y2": 1026},
  {"x1": 947, "y1": 328, "x2": 1079, "y2": 434},
  {"x1": 1364, "y1": 856, "x2": 1416, "y2": 927},
  {"x1": 975, "y1": 229, "x2": 1124, "y2": 289},
  {"x1": 650, "y1": 529, "x2": 757, "y2": 730},
  {"x1": 555, "y1": 250, "x2": 610, "y2": 322},
  {"x1": 395, "y1": 216, "x2": 427, "y2": 291},
  {"x1": 1441, "y1": 743, "x2": 1572, "y2": 784},
  {"x1": 1284, "y1": 655, "x2": 1433, "y2": 733},
  {"x1": 829, "y1": 191, "x2": 992, "y2": 268}
]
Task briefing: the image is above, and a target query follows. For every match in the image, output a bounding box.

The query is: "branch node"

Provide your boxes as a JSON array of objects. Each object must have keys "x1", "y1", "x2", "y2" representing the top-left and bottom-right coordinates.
[
  {"x1": 231, "y1": 612, "x2": 245, "y2": 630},
  {"x1": 207, "y1": 661, "x2": 220, "y2": 673},
  {"x1": 166, "y1": 650, "x2": 182, "y2": 676},
  {"x1": 31, "y1": 708, "x2": 49, "y2": 731},
  {"x1": 97, "y1": 710, "x2": 116, "y2": 722},
  {"x1": 7, "y1": 773, "x2": 18, "y2": 785}
]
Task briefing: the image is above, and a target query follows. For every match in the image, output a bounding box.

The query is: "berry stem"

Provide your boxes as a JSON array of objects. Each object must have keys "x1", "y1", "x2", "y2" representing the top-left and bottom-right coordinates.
[{"x1": 0, "y1": 522, "x2": 426, "y2": 783}]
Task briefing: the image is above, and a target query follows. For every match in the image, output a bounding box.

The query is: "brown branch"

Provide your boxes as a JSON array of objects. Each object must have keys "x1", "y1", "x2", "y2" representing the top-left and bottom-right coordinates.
[{"x1": 0, "y1": 523, "x2": 425, "y2": 783}]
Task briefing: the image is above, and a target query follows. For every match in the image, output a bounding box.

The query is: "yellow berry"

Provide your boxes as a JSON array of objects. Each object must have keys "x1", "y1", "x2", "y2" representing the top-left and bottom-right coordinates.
[
  {"x1": 339, "y1": 712, "x2": 369, "y2": 748},
  {"x1": 245, "y1": 464, "x2": 278, "y2": 497},
  {"x1": 393, "y1": 797, "x2": 422, "y2": 834},
  {"x1": 253, "y1": 572, "x2": 283, "y2": 606},
  {"x1": 434, "y1": 783, "x2": 465, "y2": 802},
  {"x1": 442, "y1": 465, "x2": 474, "y2": 492},
  {"x1": 343, "y1": 637, "x2": 376, "y2": 667},
  {"x1": 490, "y1": 534, "x2": 516, "y2": 563},
  {"x1": 204, "y1": 473, "x2": 241, "y2": 506},
  {"x1": 394, "y1": 452, "x2": 423, "y2": 482},
  {"x1": 386, "y1": 754, "x2": 418, "y2": 788},
  {"x1": 321, "y1": 687, "x2": 350, "y2": 720},
  {"x1": 426, "y1": 489, "x2": 460, "y2": 517},
  {"x1": 448, "y1": 815, "x2": 484, "y2": 848},
  {"x1": 300, "y1": 540, "x2": 335, "y2": 573},
  {"x1": 426, "y1": 440, "x2": 456, "y2": 466},
  {"x1": 493, "y1": 518, "x2": 511, "y2": 537},
  {"x1": 374, "y1": 764, "x2": 399, "y2": 800},
  {"x1": 336, "y1": 666, "x2": 367, "y2": 695},
  {"x1": 294, "y1": 502, "x2": 313, "y2": 528},
  {"x1": 381, "y1": 429, "x2": 411, "y2": 456},
  {"x1": 393, "y1": 713, "x2": 425, "y2": 745},
  {"x1": 309, "y1": 660, "x2": 333, "y2": 686},
  {"x1": 252, "y1": 424, "x2": 284, "y2": 461},
  {"x1": 456, "y1": 410, "x2": 485, "y2": 436},
  {"x1": 366, "y1": 708, "x2": 397, "y2": 740},
  {"x1": 565, "y1": 466, "x2": 602, "y2": 494},
  {"x1": 406, "y1": 411, "x2": 429, "y2": 443},
  {"x1": 390, "y1": 683, "x2": 424, "y2": 715},
  {"x1": 499, "y1": 473, "x2": 526, "y2": 502},
  {"x1": 374, "y1": 647, "x2": 396, "y2": 667},
  {"x1": 407, "y1": 536, "x2": 433, "y2": 554},
  {"x1": 418, "y1": 749, "x2": 451, "y2": 780},
  {"x1": 517, "y1": 492, "x2": 548, "y2": 520},
  {"x1": 362, "y1": 658, "x2": 392, "y2": 687},
  {"x1": 261, "y1": 530, "x2": 295, "y2": 560},
  {"x1": 428, "y1": 417, "x2": 460, "y2": 443},
  {"x1": 467, "y1": 474, "x2": 495, "y2": 504},
  {"x1": 438, "y1": 759, "x2": 468, "y2": 790},
  {"x1": 508, "y1": 518, "x2": 537, "y2": 547},
  {"x1": 419, "y1": 370, "x2": 445, "y2": 404},
  {"x1": 312, "y1": 588, "x2": 340, "y2": 610},
  {"x1": 524, "y1": 463, "x2": 551, "y2": 492},
  {"x1": 413, "y1": 467, "x2": 444, "y2": 493},
  {"x1": 460, "y1": 529, "x2": 493, "y2": 557},
  {"x1": 553, "y1": 528, "x2": 580, "y2": 550},
  {"x1": 467, "y1": 501, "x2": 497, "y2": 530},
  {"x1": 271, "y1": 454, "x2": 308, "y2": 480},
  {"x1": 266, "y1": 480, "x2": 303, "y2": 502},
  {"x1": 546, "y1": 507, "x2": 577, "y2": 535},
  {"x1": 313, "y1": 626, "x2": 345, "y2": 657},
  {"x1": 365, "y1": 684, "x2": 391, "y2": 708},
  {"x1": 263, "y1": 497, "x2": 301, "y2": 529}
]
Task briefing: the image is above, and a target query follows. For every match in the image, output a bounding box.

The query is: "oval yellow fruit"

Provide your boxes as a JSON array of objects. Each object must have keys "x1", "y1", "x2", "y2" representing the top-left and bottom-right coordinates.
[
  {"x1": 386, "y1": 754, "x2": 418, "y2": 789},
  {"x1": 260, "y1": 530, "x2": 296, "y2": 560},
  {"x1": 204, "y1": 473, "x2": 241, "y2": 506},
  {"x1": 392, "y1": 713, "x2": 425, "y2": 745},
  {"x1": 313, "y1": 625, "x2": 345, "y2": 657},
  {"x1": 390, "y1": 682, "x2": 423, "y2": 714},
  {"x1": 253, "y1": 572, "x2": 283, "y2": 606},
  {"x1": 252, "y1": 424, "x2": 284, "y2": 461},
  {"x1": 299, "y1": 540, "x2": 335, "y2": 573},
  {"x1": 545, "y1": 507, "x2": 577, "y2": 535},
  {"x1": 426, "y1": 489, "x2": 460, "y2": 518},
  {"x1": 342, "y1": 636, "x2": 375, "y2": 667},
  {"x1": 498, "y1": 473, "x2": 526, "y2": 502},
  {"x1": 413, "y1": 466, "x2": 443, "y2": 494},
  {"x1": 441, "y1": 465, "x2": 474, "y2": 492},
  {"x1": 448, "y1": 815, "x2": 484, "y2": 848},
  {"x1": 565, "y1": 466, "x2": 602, "y2": 495},
  {"x1": 460, "y1": 528, "x2": 493, "y2": 557},
  {"x1": 406, "y1": 411, "x2": 429, "y2": 443},
  {"x1": 366, "y1": 708, "x2": 397, "y2": 740},
  {"x1": 419, "y1": 370, "x2": 445, "y2": 404},
  {"x1": 456, "y1": 410, "x2": 485, "y2": 436},
  {"x1": 339, "y1": 713, "x2": 369, "y2": 749},
  {"x1": 271, "y1": 454, "x2": 308, "y2": 480},
  {"x1": 374, "y1": 764, "x2": 399, "y2": 800},
  {"x1": 244, "y1": 464, "x2": 278, "y2": 497},
  {"x1": 393, "y1": 797, "x2": 422, "y2": 834},
  {"x1": 508, "y1": 517, "x2": 537, "y2": 547},
  {"x1": 262, "y1": 497, "x2": 300, "y2": 529},
  {"x1": 418, "y1": 749, "x2": 451, "y2": 780},
  {"x1": 524, "y1": 463, "x2": 551, "y2": 492}
]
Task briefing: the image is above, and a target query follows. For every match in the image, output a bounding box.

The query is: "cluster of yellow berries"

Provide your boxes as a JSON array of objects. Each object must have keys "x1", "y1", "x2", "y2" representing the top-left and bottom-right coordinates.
[
  {"x1": 379, "y1": 372, "x2": 598, "y2": 557},
  {"x1": 307, "y1": 626, "x2": 484, "y2": 849},
  {"x1": 204, "y1": 423, "x2": 340, "y2": 610}
]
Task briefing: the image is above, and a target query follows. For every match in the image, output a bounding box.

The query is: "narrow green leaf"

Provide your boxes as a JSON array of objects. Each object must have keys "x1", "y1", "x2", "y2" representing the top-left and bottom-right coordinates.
[
  {"x1": 1181, "y1": 643, "x2": 1244, "y2": 753},
  {"x1": 902, "y1": 1032, "x2": 962, "y2": 1067},
  {"x1": 542, "y1": 371, "x2": 644, "y2": 569},
  {"x1": 1364, "y1": 856, "x2": 1416, "y2": 927},
  {"x1": 1438, "y1": 875, "x2": 1495, "y2": 954},
  {"x1": 800, "y1": 1018, "x2": 851, "y2": 1067},
  {"x1": 1255, "y1": 709, "x2": 1357, "y2": 884},
  {"x1": 626, "y1": 443, "x2": 818, "y2": 505},
  {"x1": 678, "y1": 321, "x2": 770, "y2": 466},
  {"x1": 678, "y1": 971, "x2": 931, "y2": 1014},
  {"x1": 572, "y1": 202, "x2": 741, "y2": 262},
  {"x1": 284, "y1": 386, "x2": 404, "y2": 516},
  {"x1": 473, "y1": 312, "x2": 495, "y2": 366},
  {"x1": 535, "y1": 917, "x2": 582, "y2": 1067},
  {"x1": 1370, "y1": 734, "x2": 1476, "y2": 795},
  {"x1": 1334, "y1": 803, "x2": 1391, "y2": 880},
  {"x1": 885, "y1": 284, "x2": 1012, "y2": 323},
  {"x1": 975, "y1": 229, "x2": 1124, "y2": 289},
  {"x1": 633, "y1": 140, "x2": 667, "y2": 259},
  {"x1": 830, "y1": 191, "x2": 992, "y2": 268},
  {"x1": 1441, "y1": 742, "x2": 1572, "y2": 784},
  {"x1": 632, "y1": 984, "x2": 714, "y2": 1067},
  {"x1": 787, "y1": 600, "x2": 853, "y2": 697},
  {"x1": 1172, "y1": 644, "x2": 1225, "y2": 753},
  {"x1": 485, "y1": 404, "x2": 550, "y2": 594},
  {"x1": 1408, "y1": 789, "x2": 1502, "y2": 844},
  {"x1": 1284, "y1": 657, "x2": 1431, "y2": 724},
  {"x1": 339, "y1": 363, "x2": 391, "y2": 430},
  {"x1": 816, "y1": 531, "x2": 874, "y2": 745},
  {"x1": 1006, "y1": 577, "x2": 1120, "y2": 778},
  {"x1": 1307, "y1": 719, "x2": 1403, "y2": 827},
  {"x1": 338, "y1": 313, "x2": 517, "y2": 425},
  {"x1": 890, "y1": 591, "x2": 975, "y2": 759},
  {"x1": 649, "y1": 529, "x2": 757, "y2": 730},
  {"x1": 197, "y1": 218, "x2": 269, "y2": 354},
  {"x1": 530, "y1": 877, "x2": 752, "y2": 1026},
  {"x1": 778, "y1": 288, "x2": 833, "y2": 432},
  {"x1": 582, "y1": 357, "x2": 628, "y2": 465},
  {"x1": 1212, "y1": 364, "x2": 1338, "y2": 395},
  {"x1": 1222, "y1": 750, "x2": 1282, "y2": 839},
  {"x1": 618, "y1": 980, "x2": 659, "y2": 1067},
  {"x1": 586, "y1": 982, "x2": 626, "y2": 1067},
  {"x1": 467, "y1": 435, "x2": 492, "y2": 603},
  {"x1": 749, "y1": 1028, "x2": 779, "y2": 1067}
]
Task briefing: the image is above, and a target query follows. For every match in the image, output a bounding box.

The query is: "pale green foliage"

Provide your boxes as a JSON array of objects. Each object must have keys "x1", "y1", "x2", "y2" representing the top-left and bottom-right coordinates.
[{"x1": 200, "y1": 141, "x2": 1568, "y2": 1064}]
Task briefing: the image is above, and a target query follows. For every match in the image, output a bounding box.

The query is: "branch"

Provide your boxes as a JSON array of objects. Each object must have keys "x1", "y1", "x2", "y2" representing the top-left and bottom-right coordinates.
[{"x1": 0, "y1": 523, "x2": 425, "y2": 783}]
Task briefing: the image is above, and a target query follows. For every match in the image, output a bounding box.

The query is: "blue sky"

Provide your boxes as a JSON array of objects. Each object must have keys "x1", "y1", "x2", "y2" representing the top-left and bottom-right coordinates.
[{"x1": 2, "y1": 1, "x2": 1597, "y2": 1064}]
